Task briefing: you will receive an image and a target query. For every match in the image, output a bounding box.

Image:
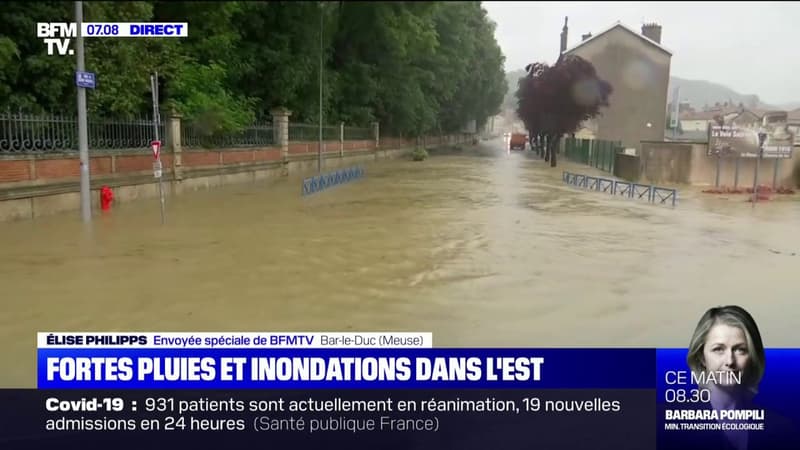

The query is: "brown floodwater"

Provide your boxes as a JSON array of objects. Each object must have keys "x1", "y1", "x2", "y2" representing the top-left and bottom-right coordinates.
[{"x1": 1, "y1": 138, "x2": 798, "y2": 387}]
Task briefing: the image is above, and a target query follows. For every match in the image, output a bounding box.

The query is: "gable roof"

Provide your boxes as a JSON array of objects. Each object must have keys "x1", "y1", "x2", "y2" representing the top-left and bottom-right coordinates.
[
  {"x1": 729, "y1": 109, "x2": 762, "y2": 121},
  {"x1": 563, "y1": 21, "x2": 673, "y2": 57},
  {"x1": 680, "y1": 108, "x2": 764, "y2": 122}
]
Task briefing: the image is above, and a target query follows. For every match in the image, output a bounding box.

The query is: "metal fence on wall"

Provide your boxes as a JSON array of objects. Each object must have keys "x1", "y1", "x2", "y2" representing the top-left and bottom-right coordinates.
[
  {"x1": 289, "y1": 123, "x2": 341, "y2": 142},
  {"x1": 564, "y1": 137, "x2": 623, "y2": 173},
  {"x1": 181, "y1": 120, "x2": 274, "y2": 149},
  {"x1": 0, "y1": 112, "x2": 164, "y2": 154},
  {"x1": 0, "y1": 111, "x2": 452, "y2": 154},
  {"x1": 343, "y1": 126, "x2": 372, "y2": 141}
]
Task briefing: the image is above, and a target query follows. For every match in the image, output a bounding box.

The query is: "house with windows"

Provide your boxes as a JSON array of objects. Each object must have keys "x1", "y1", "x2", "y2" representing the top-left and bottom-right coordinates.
[{"x1": 559, "y1": 19, "x2": 672, "y2": 150}]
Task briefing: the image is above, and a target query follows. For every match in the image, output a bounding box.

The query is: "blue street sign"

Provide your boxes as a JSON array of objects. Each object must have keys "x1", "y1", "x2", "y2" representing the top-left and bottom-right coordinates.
[{"x1": 75, "y1": 71, "x2": 96, "y2": 89}]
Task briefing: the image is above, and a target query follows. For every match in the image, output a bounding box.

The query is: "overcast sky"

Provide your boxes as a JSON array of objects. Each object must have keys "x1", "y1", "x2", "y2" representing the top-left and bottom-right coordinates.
[{"x1": 483, "y1": 1, "x2": 800, "y2": 106}]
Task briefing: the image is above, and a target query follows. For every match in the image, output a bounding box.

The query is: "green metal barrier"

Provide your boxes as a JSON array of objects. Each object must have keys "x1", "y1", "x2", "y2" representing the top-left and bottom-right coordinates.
[{"x1": 564, "y1": 137, "x2": 622, "y2": 174}]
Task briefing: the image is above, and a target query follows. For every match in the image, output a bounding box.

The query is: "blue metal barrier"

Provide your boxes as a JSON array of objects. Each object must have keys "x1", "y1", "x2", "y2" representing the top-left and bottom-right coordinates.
[
  {"x1": 615, "y1": 181, "x2": 632, "y2": 198},
  {"x1": 599, "y1": 178, "x2": 614, "y2": 194},
  {"x1": 632, "y1": 183, "x2": 652, "y2": 201},
  {"x1": 652, "y1": 187, "x2": 677, "y2": 205},
  {"x1": 302, "y1": 166, "x2": 365, "y2": 196},
  {"x1": 562, "y1": 171, "x2": 677, "y2": 206}
]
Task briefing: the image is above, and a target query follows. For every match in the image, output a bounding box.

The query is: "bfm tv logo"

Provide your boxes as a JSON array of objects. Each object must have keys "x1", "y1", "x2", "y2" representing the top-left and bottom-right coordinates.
[
  {"x1": 36, "y1": 22, "x2": 188, "y2": 55},
  {"x1": 37, "y1": 23, "x2": 77, "y2": 56}
]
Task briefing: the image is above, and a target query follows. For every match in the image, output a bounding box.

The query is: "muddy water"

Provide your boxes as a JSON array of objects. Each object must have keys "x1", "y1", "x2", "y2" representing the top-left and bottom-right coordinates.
[{"x1": 1, "y1": 139, "x2": 799, "y2": 387}]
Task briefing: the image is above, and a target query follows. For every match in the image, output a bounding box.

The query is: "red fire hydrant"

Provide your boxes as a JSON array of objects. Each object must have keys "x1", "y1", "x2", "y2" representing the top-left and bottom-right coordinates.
[{"x1": 100, "y1": 185, "x2": 114, "y2": 211}]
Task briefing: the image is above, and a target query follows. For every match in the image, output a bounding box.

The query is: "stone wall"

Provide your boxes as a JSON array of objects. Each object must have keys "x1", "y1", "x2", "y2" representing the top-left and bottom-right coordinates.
[{"x1": 636, "y1": 140, "x2": 799, "y2": 187}]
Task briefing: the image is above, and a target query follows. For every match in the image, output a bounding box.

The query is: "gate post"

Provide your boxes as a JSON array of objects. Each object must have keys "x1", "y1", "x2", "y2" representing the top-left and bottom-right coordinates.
[
  {"x1": 271, "y1": 107, "x2": 291, "y2": 176},
  {"x1": 372, "y1": 121, "x2": 381, "y2": 159},
  {"x1": 167, "y1": 113, "x2": 183, "y2": 182}
]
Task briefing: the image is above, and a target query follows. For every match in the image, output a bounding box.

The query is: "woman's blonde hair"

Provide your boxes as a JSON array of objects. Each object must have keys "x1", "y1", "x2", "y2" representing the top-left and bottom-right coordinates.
[{"x1": 686, "y1": 305, "x2": 765, "y2": 393}]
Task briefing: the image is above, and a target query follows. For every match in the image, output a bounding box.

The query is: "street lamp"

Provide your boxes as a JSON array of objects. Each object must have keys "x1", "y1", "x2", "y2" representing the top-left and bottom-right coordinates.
[
  {"x1": 75, "y1": 1, "x2": 91, "y2": 223},
  {"x1": 318, "y1": 2, "x2": 323, "y2": 174}
]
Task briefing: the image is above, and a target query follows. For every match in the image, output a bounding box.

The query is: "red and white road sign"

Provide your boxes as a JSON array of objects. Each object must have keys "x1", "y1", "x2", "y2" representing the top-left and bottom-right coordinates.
[{"x1": 151, "y1": 140, "x2": 161, "y2": 160}]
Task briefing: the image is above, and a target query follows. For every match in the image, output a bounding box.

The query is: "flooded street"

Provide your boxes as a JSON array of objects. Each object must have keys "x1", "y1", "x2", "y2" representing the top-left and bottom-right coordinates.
[{"x1": 2, "y1": 138, "x2": 799, "y2": 387}]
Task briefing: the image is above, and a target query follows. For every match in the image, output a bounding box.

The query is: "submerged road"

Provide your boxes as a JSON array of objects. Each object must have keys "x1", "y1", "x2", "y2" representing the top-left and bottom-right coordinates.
[{"x1": 1, "y1": 137, "x2": 798, "y2": 387}]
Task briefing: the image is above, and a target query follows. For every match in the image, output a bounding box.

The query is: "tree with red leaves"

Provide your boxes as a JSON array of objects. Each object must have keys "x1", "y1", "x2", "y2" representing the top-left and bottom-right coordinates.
[{"x1": 516, "y1": 55, "x2": 613, "y2": 167}]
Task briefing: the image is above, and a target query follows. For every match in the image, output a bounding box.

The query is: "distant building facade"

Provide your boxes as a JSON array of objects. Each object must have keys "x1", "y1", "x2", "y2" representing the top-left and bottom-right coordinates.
[{"x1": 561, "y1": 20, "x2": 672, "y2": 150}]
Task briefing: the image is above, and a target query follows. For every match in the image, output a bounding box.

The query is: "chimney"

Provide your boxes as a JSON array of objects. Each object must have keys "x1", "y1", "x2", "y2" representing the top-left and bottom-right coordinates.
[
  {"x1": 581, "y1": 33, "x2": 592, "y2": 41},
  {"x1": 560, "y1": 17, "x2": 568, "y2": 53},
  {"x1": 641, "y1": 23, "x2": 662, "y2": 43}
]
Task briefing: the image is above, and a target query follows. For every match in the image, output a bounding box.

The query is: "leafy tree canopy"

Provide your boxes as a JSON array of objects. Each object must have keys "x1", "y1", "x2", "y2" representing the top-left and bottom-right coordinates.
[
  {"x1": 0, "y1": 1, "x2": 507, "y2": 138},
  {"x1": 516, "y1": 55, "x2": 612, "y2": 166}
]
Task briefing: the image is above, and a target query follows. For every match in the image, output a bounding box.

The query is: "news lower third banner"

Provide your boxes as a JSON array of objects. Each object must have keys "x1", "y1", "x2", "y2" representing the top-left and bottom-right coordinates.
[{"x1": 0, "y1": 332, "x2": 797, "y2": 449}]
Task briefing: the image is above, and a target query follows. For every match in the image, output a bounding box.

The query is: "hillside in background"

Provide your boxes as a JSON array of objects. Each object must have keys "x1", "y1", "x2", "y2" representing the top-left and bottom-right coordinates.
[
  {"x1": 668, "y1": 76, "x2": 772, "y2": 110},
  {"x1": 503, "y1": 69, "x2": 799, "y2": 115}
]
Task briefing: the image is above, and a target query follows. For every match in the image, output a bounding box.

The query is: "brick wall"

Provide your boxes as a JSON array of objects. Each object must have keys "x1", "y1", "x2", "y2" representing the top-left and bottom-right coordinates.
[
  {"x1": 222, "y1": 151, "x2": 254, "y2": 164},
  {"x1": 0, "y1": 135, "x2": 460, "y2": 189},
  {"x1": 380, "y1": 137, "x2": 417, "y2": 149},
  {"x1": 288, "y1": 140, "x2": 342, "y2": 154},
  {"x1": 342, "y1": 140, "x2": 374, "y2": 151},
  {"x1": 115, "y1": 155, "x2": 155, "y2": 174},
  {"x1": 91, "y1": 157, "x2": 113, "y2": 176},
  {"x1": 0, "y1": 160, "x2": 31, "y2": 182},
  {"x1": 35, "y1": 159, "x2": 80, "y2": 179},
  {"x1": 254, "y1": 149, "x2": 281, "y2": 161},
  {"x1": 183, "y1": 151, "x2": 221, "y2": 167}
]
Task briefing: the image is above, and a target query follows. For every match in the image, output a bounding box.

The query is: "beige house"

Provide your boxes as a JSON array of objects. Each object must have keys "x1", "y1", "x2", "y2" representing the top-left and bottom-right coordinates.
[
  {"x1": 728, "y1": 109, "x2": 762, "y2": 128},
  {"x1": 680, "y1": 111, "x2": 720, "y2": 132},
  {"x1": 679, "y1": 107, "x2": 756, "y2": 132},
  {"x1": 573, "y1": 119, "x2": 597, "y2": 139},
  {"x1": 573, "y1": 127, "x2": 596, "y2": 140},
  {"x1": 561, "y1": 20, "x2": 672, "y2": 150}
]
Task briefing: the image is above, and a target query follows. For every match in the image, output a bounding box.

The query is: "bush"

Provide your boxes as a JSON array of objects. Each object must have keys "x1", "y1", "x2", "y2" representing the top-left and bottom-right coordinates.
[
  {"x1": 412, "y1": 147, "x2": 429, "y2": 161},
  {"x1": 167, "y1": 62, "x2": 256, "y2": 141}
]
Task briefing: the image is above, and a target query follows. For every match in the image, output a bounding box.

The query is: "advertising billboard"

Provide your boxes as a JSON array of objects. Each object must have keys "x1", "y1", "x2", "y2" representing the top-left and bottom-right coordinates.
[{"x1": 708, "y1": 113, "x2": 794, "y2": 158}]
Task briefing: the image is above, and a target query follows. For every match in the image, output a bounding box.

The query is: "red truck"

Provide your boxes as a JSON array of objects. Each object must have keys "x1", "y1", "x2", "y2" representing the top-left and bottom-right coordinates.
[{"x1": 509, "y1": 132, "x2": 528, "y2": 151}]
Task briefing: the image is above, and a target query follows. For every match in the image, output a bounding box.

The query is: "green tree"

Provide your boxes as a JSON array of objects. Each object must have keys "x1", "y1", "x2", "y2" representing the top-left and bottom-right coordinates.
[
  {"x1": 166, "y1": 61, "x2": 255, "y2": 137},
  {"x1": 83, "y1": 1, "x2": 170, "y2": 117},
  {"x1": 151, "y1": 1, "x2": 253, "y2": 129},
  {"x1": 0, "y1": 1, "x2": 508, "y2": 140},
  {"x1": 0, "y1": 1, "x2": 74, "y2": 112},
  {"x1": 331, "y1": 2, "x2": 439, "y2": 136},
  {"x1": 423, "y1": 2, "x2": 506, "y2": 134},
  {"x1": 230, "y1": 1, "x2": 337, "y2": 122}
]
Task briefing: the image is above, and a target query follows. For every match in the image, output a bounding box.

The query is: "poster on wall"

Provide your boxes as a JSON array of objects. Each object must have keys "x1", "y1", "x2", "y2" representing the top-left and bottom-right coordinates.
[{"x1": 708, "y1": 119, "x2": 794, "y2": 159}]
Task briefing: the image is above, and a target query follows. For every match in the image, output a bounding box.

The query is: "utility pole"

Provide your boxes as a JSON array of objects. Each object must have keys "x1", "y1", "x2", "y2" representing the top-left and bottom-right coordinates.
[
  {"x1": 318, "y1": 2, "x2": 323, "y2": 174},
  {"x1": 671, "y1": 87, "x2": 680, "y2": 139},
  {"x1": 752, "y1": 131, "x2": 766, "y2": 204},
  {"x1": 151, "y1": 72, "x2": 166, "y2": 224},
  {"x1": 76, "y1": 1, "x2": 91, "y2": 222}
]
